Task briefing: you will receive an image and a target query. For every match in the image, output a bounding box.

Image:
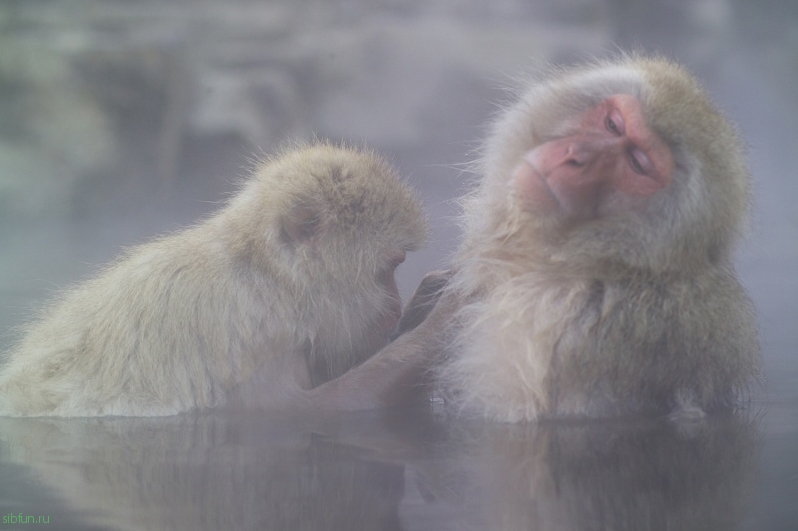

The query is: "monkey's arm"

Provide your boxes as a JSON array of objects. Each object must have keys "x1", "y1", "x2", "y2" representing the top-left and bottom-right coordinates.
[{"x1": 303, "y1": 286, "x2": 456, "y2": 410}]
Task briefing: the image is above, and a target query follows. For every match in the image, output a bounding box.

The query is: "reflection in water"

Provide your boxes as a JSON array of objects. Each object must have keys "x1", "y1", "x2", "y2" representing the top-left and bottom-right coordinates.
[
  {"x1": 0, "y1": 412, "x2": 412, "y2": 530},
  {"x1": 418, "y1": 415, "x2": 760, "y2": 531},
  {"x1": 0, "y1": 410, "x2": 758, "y2": 530}
]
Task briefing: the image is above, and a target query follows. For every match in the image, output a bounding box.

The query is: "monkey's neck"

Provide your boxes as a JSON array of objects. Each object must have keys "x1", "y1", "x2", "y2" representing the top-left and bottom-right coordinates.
[{"x1": 457, "y1": 235, "x2": 691, "y2": 300}]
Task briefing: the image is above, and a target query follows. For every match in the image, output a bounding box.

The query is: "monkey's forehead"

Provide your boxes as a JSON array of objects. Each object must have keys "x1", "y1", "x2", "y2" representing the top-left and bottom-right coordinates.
[
  {"x1": 539, "y1": 58, "x2": 703, "y2": 116},
  {"x1": 556, "y1": 64, "x2": 646, "y2": 101}
]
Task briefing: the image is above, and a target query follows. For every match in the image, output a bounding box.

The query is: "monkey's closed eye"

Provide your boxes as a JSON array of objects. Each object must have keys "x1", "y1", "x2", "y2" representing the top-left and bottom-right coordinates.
[{"x1": 605, "y1": 116, "x2": 619, "y2": 134}]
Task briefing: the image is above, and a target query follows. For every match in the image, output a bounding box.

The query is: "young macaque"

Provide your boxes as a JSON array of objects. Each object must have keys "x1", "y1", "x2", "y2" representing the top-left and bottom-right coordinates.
[
  {"x1": 0, "y1": 144, "x2": 427, "y2": 417},
  {"x1": 415, "y1": 55, "x2": 760, "y2": 421}
]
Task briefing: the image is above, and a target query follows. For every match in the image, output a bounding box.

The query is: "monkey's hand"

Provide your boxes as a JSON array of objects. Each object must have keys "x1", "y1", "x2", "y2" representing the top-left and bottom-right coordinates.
[
  {"x1": 392, "y1": 269, "x2": 454, "y2": 340},
  {"x1": 305, "y1": 286, "x2": 457, "y2": 411}
]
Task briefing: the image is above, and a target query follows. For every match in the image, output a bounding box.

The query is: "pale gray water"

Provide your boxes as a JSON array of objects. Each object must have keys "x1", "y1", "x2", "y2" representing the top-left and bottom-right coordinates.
[{"x1": 1, "y1": 1, "x2": 796, "y2": 529}]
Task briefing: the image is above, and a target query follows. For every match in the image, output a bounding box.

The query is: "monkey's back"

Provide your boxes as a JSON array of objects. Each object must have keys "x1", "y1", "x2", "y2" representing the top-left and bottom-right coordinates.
[{"x1": 0, "y1": 225, "x2": 284, "y2": 417}]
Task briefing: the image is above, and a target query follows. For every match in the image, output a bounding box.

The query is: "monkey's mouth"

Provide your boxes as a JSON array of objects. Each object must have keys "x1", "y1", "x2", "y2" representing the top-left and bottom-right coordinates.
[{"x1": 512, "y1": 158, "x2": 562, "y2": 213}]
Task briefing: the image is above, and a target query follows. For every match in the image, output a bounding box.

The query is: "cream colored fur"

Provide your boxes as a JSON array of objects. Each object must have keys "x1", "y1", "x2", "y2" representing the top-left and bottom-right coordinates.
[{"x1": 0, "y1": 144, "x2": 427, "y2": 417}]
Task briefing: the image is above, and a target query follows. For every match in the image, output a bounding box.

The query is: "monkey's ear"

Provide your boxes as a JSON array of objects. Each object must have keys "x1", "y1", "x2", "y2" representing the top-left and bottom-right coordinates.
[{"x1": 280, "y1": 204, "x2": 323, "y2": 245}]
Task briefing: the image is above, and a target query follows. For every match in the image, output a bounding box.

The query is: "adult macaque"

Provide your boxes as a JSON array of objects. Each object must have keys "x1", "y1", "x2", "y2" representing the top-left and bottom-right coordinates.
[
  {"x1": 0, "y1": 144, "x2": 427, "y2": 417},
  {"x1": 419, "y1": 55, "x2": 761, "y2": 421}
]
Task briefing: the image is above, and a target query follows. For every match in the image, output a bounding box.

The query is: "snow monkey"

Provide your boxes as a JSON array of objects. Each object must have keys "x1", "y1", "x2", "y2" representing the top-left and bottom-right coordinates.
[
  {"x1": 403, "y1": 55, "x2": 761, "y2": 422},
  {"x1": 0, "y1": 144, "x2": 427, "y2": 416}
]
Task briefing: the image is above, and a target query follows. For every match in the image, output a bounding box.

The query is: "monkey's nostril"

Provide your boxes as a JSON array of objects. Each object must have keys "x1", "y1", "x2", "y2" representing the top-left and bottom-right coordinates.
[{"x1": 565, "y1": 144, "x2": 589, "y2": 166}]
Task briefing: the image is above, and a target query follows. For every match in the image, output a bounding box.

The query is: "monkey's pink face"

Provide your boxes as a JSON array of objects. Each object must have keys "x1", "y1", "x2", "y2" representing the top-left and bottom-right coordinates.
[{"x1": 513, "y1": 94, "x2": 674, "y2": 222}]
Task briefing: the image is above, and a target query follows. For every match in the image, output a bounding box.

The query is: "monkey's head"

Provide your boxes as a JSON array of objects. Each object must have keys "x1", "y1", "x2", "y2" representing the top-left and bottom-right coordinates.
[
  {"x1": 476, "y1": 55, "x2": 750, "y2": 276},
  {"x1": 227, "y1": 144, "x2": 427, "y2": 382}
]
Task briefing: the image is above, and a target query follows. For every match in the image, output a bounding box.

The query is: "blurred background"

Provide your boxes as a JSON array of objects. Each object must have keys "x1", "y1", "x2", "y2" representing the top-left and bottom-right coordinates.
[{"x1": 0, "y1": 1, "x2": 796, "y2": 529}]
